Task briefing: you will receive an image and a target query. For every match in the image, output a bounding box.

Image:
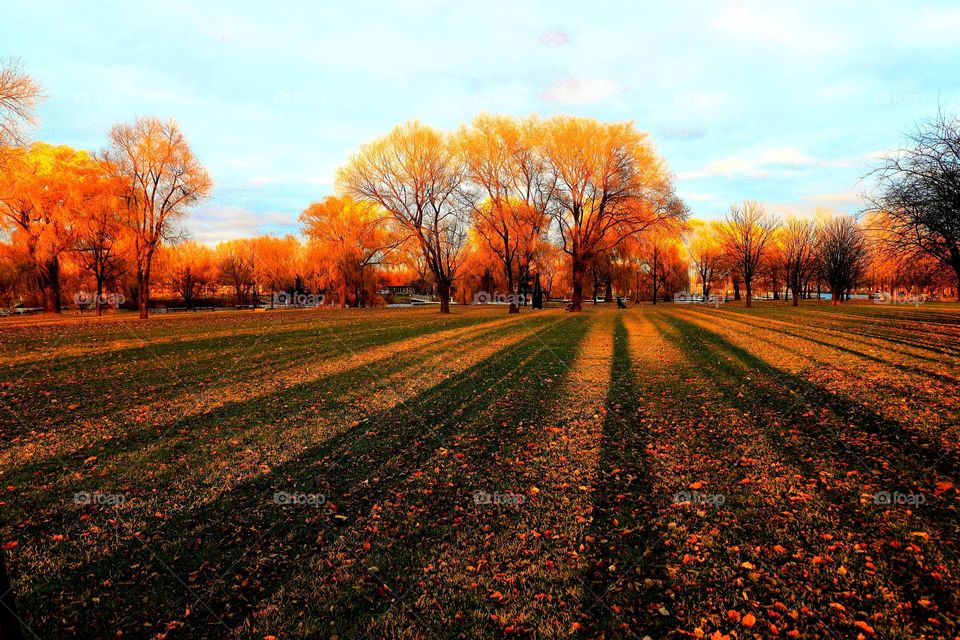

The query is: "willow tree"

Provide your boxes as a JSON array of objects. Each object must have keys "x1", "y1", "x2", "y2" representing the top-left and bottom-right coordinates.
[
  {"x1": 106, "y1": 117, "x2": 211, "y2": 318},
  {"x1": 0, "y1": 143, "x2": 108, "y2": 312},
  {"x1": 458, "y1": 115, "x2": 553, "y2": 313},
  {"x1": 338, "y1": 121, "x2": 468, "y2": 313},
  {"x1": 541, "y1": 117, "x2": 686, "y2": 311},
  {"x1": 301, "y1": 196, "x2": 401, "y2": 307}
]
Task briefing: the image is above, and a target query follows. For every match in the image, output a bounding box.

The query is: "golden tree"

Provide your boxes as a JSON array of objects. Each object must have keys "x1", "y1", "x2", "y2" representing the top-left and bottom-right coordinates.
[
  {"x1": 337, "y1": 121, "x2": 468, "y2": 313},
  {"x1": 458, "y1": 115, "x2": 552, "y2": 312},
  {"x1": 541, "y1": 117, "x2": 686, "y2": 311},
  {"x1": 0, "y1": 143, "x2": 107, "y2": 312},
  {"x1": 106, "y1": 117, "x2": 211, "y2": 318},
  {"x1": 301, "y1": 196, "x2": 402, "y2": 307}
]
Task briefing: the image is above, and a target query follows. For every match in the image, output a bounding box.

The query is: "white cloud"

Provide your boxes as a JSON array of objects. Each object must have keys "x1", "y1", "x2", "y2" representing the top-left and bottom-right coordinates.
[
  {"x1": 678, "y1": 156, "x2": 768, "y2": 180},
  {"x1": 186, "y1": 205, "x2": 299, "y2": 244},
  {"x1": 540, "y1": 76, "x2": 623, "y2": 104},
  {"x1": 759, "y1": 147, "x2": 814, "y2": 165},
  {"x1": 712, "y1": 4, "x2": 844, "y2": 55}
]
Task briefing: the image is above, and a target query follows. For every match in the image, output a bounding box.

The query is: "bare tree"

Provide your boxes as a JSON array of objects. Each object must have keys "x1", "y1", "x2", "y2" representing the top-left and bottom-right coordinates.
[
  {"x1": 106, "y1": 117, "x2": 212, "y2": 318},
  {"x1": 867, "y1": 110, "x2": 960, "y2": 297},
  {"x1": 0, "y1": 58, "x2": 43, "y2": 146},
  {"x1": 719, "y1": 201, "x2": 779, "y2": 307},
  {"x1": 338, "y1": 121, "x2": 468, "y2": 313},
  {"x1": 781, "y1": 218, "x2": 818, "y2": 307},
  {"x1": 818, "y1": 216, "x2": 870, "y2": 305}
]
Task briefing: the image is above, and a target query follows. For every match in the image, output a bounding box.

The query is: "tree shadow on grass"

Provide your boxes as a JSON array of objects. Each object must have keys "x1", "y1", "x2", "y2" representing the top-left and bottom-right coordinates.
[
  {"x1": 1, "y1": 313, "x2": 529, "y2": 505},
  {"x1": 685, "y1": 307, "x2": 960, "y2": 387},
  {"x1": 0, "y1": 312, "x2": 498, "y2": 438},
  {"x1": 579, "y1": 316, "x2": 673, "y2": 638},
  {"x1": 21, "y1": 314, "x2": 591, "y2": 639},
  {"x1": 653, "y1": 312, "x2": 960, "y2": 635},
  {"x1": 658, "y1": 312, "x2": 960, "y2": 488}
]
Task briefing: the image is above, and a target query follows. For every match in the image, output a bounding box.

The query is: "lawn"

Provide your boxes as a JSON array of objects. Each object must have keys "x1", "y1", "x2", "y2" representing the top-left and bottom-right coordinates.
[{"x1": 1, "y1": 303, "x2": 958, "y2": 639}]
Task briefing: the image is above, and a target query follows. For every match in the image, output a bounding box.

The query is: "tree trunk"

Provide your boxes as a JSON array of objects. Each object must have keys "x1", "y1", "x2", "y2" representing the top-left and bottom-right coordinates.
[
  {"x1": 733, "y1": 277, "x2": 741, "y2": 301},
  {"x1": 438, "y1": 281, "x2": 451, "y2": 314},
  {"x1": 39, "y1": 257, "x2": 61, "y2": 313},
  {"x1": 792, "y1": 286, "x2": 799, "y2": 307},
  {"x1": 0, "y1": 549, "x2": 24, "y2": 640},
  {"x1": 507, "y1": 270, "x2": 518, "y2": 314},
  {"x1": 604, "y1": 275, "x2": 613, "y2": 304},
  {"x1": 745, "y1": 280, "x2": 753, "y2": 308},
  {"x1": 651, "y1": 249, "x2": 659, "y2": 305},
  {"x1": 570, "y1": 257, "x2": 586, "y2": 312},
  {"x1": 137, "y1": 268, "x2": 149, "y2": 319},
  {"x1": 96, "y1": 277, "x2": 104, "y2": 317}
]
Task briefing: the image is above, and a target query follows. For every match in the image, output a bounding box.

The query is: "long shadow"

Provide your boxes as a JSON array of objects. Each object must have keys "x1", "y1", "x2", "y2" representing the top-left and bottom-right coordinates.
[
  {"x1": 19, "y1": 314, "x2": 590, "y2": 638},
  {"x1": 685, "y1": 307, "x2": 960, "y2": 387},
  {"x1": 659, "y1": 313, "x2": 960, "y2": 487},
  {"x1": 649, "y1": 311, "x2": 960, "y2": 636},
  {"x1": 580, "y1": 316, "x2": 673, "y2": 638},
  {"x1": 1, "y1": 314, "x2": 558, "y2": 524},
  {"x1": 0, "y1": 311, "x2": 498, "y2": 436},
  {"x1": 797, "y1": 306, "x2": 960, "y2": 357}
]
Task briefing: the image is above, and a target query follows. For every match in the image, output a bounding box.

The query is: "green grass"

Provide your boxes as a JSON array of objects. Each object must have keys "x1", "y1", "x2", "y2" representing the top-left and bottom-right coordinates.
[{"x1": 1, "y1": 302, "x2": 958, "y2": 638}]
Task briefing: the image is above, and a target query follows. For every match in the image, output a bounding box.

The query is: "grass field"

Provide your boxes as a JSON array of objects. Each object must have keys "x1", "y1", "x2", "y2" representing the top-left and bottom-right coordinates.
[{"x1": 1, "y1": 303, "x2": 959, "y2": 639}]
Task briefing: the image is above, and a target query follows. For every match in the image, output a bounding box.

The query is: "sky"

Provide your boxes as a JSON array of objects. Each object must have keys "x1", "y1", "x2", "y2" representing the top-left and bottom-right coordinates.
[{"x1": 3, "y1": 0, "x2": 960, "y2": 244}]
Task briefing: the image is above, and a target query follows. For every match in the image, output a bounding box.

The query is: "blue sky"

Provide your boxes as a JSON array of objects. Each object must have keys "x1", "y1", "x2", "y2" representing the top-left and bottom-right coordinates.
[{"x1": 3, "y1": 1, "x2": 959, "y2": 243}]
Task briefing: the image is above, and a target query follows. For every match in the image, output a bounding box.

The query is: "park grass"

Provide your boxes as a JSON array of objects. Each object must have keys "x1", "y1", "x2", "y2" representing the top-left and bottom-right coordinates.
[{"x1": 1, "y1": 302, "x2": 958, "y2": 639}]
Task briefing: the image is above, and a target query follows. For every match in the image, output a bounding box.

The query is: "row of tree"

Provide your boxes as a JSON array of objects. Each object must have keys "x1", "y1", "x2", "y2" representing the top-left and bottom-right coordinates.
[{"x1": 2, "y1": 58, "x2": 958, "y2": 316}]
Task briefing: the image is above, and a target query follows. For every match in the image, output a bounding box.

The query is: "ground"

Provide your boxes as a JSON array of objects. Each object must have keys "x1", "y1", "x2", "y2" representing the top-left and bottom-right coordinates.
[{"x1": 0, "y1": 303, "x2": 958, "y2": 639}]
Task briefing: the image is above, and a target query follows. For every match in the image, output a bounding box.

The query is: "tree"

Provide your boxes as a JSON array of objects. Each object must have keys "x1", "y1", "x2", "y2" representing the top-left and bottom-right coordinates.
[
  {"x1": 0, "y1": 57, "x2": 43, "y2": 146},
  {"x1": 818, "y1": 216, "x2": 870, "y2": 305},
  {"x1": 781, "y1": 218, "x2": 818, "y2": 306},
  {"x1": 719, "y1": 201, "x2": 779, "y2": 307},
  {"x1": 0, "y1": 144, "x2": 106, "y2": 312},
  {"x1": 338, "y1": 121, "x2": 468, "y2": 313},
  {"x1": 687, "y1": 220, "x2": 726, "y2": 300},
  {"x1": 542, "y1": 117, "x2": 686, "y2": 311},
  {"x1": 161, "y1": 241, "x2": 215, "y2": 308},
  {"x1": 301, "y1": 196, "x2": 400, "y2": 307},
  {"x1": 74, "y1": 170, "x2": 129, "y2": 315},
  {"x1": 867, "y1": 110, "x2": 960, "y2": 298},
  {"x1": 458, "y1": 115, "x2": 553, "y2": 313},
  {"x1": 216, "y1": 239, "x2": 256, "y2": 306},
  {"x1": 636, "y1": 232, "x2": 687, "y2": 303},
  {"x1": 254, "y1": 235, "x2": 301, "y2": 308},
  {"x1": 106, "y1": 117, "x2": 211, "y2": 318}
]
